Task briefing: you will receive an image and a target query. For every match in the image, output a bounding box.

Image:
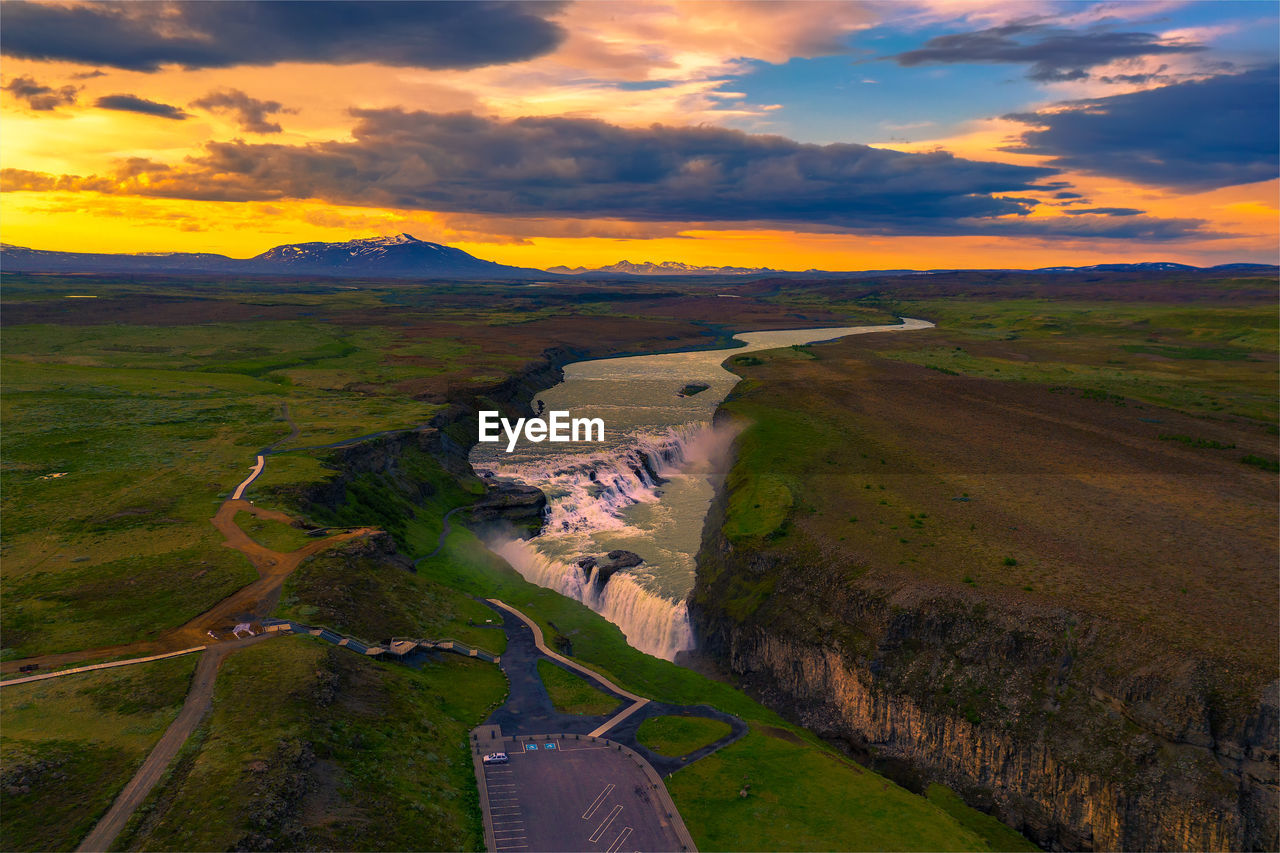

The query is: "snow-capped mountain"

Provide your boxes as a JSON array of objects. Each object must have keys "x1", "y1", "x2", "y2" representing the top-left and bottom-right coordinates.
[
  {"x1": 0, "y1": 234, "x2": 557, "y2": 280},
  {"x1": 547, "y1": 259, "x2": 782, "y2": 276},
  {"x1": 249, "y1": 234, "x2": 552, "y2": 278}
]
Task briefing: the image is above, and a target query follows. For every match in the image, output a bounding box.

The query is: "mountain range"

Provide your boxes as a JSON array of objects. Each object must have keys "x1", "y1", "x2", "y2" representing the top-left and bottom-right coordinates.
[
  {"x1": 1, "y1": 235, "x2": 1273, "y2": 280},
  {"x1": 547, "y1": 260, "x2": 784, "y2": 276},
  {"x1": 0, "y1": 234, "x2": 554, "y2": 280}
]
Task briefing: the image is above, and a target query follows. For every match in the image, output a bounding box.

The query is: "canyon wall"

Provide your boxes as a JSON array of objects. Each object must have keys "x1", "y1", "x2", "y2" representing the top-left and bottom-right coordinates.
[{"x1": 691, "y1": 487, "x2": 1279, "y2": 851}]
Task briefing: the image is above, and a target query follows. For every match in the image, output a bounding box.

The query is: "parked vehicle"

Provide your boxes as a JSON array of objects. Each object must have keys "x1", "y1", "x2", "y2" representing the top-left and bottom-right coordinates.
[{"x1": 482, "y1": 752, "x2": 509, "y2": 765}]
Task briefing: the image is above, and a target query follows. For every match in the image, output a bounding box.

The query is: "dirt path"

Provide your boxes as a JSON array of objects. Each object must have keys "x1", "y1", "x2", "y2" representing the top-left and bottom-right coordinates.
[
  {"x1": 2, "y1": 501, "x2": 373, "y2": 674},
  {"x1": 75, "y1": 634, "x2": 274, "y2": 853}
]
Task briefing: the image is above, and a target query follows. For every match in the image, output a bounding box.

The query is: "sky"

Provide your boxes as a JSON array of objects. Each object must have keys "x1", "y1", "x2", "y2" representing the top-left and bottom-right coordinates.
[{"x1": 1, "y1": 0, "x2": 1277, "y2": 270}]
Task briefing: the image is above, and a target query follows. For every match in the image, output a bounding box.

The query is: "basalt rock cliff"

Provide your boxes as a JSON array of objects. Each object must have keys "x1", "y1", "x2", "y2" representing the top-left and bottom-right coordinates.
[
  {"x1": 266, "y1": 346, "x2": 582, "y2": 541},
  {"x1": 691, "y1": 485, "x2": 1279, "y2": 851}
]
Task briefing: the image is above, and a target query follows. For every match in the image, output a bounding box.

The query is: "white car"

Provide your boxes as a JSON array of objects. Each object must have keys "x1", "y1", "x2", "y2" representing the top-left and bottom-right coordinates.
[{"x1": 482, "y1": 752, "x2": 510, "y2": 765}]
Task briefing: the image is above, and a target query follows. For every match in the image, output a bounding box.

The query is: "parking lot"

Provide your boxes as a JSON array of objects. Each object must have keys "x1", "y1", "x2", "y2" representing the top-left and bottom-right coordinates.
[{"x1": 476, "y1": 734, "x2": 689, "y2": 853}]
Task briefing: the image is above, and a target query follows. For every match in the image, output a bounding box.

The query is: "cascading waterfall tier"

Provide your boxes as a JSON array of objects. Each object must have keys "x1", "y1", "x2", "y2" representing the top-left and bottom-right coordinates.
[
  {"x1": 469, "y1": 319, "x2": 934, "y2": 662},
  {"x1": 491, "y1": 538, "x2": 694, "y2": 660},
  {"x1": 482, "y1": 424, "x2": 716, "y2": 660}
]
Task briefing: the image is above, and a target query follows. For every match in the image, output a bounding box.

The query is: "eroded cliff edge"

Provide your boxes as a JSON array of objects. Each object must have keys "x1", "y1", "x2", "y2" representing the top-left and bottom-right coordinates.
[{"x1": 689, "y1": 343, "x2": 1279, "y2": 852}]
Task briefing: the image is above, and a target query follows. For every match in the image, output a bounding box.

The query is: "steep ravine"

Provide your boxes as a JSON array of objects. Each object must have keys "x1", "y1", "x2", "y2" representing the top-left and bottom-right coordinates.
[
  {"x1": 282, "y1": 345, "x2": 584, "y2": 531},
  {"x1": 690, "y1": 446, "x2": 1279, "y2": 852}
]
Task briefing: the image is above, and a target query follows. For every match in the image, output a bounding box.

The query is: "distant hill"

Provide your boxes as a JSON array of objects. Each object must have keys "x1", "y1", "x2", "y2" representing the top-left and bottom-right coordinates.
[
  {"x1": 0, "y1": 234, "x2": 556, "y2": 280},
  {"x1": 548, "y1": 259, "x2": 783, "y2": 276},
  {"x1": 2, "y1": 238, "x2": 1274, "y2": 280},
  {"x1": 1029, "y1": 261, "x2": 1278, "y2": 274}
]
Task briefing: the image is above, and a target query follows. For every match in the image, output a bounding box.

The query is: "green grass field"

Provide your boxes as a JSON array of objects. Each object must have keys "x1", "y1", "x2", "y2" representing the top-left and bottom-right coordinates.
[
  {"x1": 636, "y1": 714, "x2": 732, "y2": 757},
  {"x1": 875, "y1": 298, "x2": 1277, "y2": 423},
  {"x1": 666, "y1": 726, "x2": 996, "y2": 851},
  {"x1": 233, "y1": 512, "x2": 313, "y2": 553},
  {"x1": 536, "y1": 659, "x2": 619, "y2": 715},
  {"x1": 0, "y1": 654, "x2": 197, "y2": 851},
  {"x1": 115, "y1": 636, "x2": 507, "y2": 851},
  {"x1": 417, "y1": 526, "x2": 1023, "y2": 851}
]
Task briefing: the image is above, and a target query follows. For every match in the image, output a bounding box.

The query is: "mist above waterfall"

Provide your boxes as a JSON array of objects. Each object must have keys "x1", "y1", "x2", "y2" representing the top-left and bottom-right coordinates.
[
  {"x1": 482, "y1": 423, "x2": 735, "y2": 660},
  {"x1": 469, "y1": 319, "x2": 928, "y2": 662}
]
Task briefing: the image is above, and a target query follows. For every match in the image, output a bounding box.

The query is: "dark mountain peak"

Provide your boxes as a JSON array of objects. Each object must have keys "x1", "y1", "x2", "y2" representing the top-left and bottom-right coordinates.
[{"x1": 1, "y1": 235, "x2": 554, "y2": 280}]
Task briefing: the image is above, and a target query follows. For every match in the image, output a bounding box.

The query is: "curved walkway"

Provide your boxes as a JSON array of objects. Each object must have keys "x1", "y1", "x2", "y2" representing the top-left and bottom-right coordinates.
[{"x1": 482, "y1": 599, "x2": 747, "y2": 776}]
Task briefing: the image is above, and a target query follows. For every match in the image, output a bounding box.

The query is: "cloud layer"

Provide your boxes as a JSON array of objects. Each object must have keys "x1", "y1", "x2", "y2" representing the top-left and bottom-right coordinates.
[
  {"x1": 95, "y1": 94, "x2": 190, "y2": 120},
  {"x1": 0, "y1": 1, "x2": 566, "y2": 71},
  {"x1": 11, "y1": 108, "x2": 1057, "y2": 228},
  {"x1": 2, "y1": 108, "x2": 1218, "y2": 240},
  {"x1": 191, "y1": 89, "x2": 291, "y2": 133},
  {"x1": 3, "y1": 74, "x2": 78, "y2": 110},
  {"x1": 890, "y1": 21, "x2": 1204, "y2": 81},
  {"x1": 1005, "y1": 66, "x2": 1279, "y2": 190}
]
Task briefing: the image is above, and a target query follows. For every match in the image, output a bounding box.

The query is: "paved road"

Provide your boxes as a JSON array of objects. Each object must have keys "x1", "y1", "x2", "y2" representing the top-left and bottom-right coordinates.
[
  {"x1": 76, "y1": 633, "x2": 275, "y2": 852},
  {"x1": 483, "y1": 601, "x2": 632, "y2": 738},
  {"x1": 482, "y1": 599, "x2": 748, "y2": 776},
  {"x1": 474, "y1": 732, "x2": 692, "y2": 853}
]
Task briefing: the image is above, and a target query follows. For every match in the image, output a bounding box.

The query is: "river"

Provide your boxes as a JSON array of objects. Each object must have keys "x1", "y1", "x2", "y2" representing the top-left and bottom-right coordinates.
[{"x1": 469, "y1": 317, "x2": 933, "y2": 660}]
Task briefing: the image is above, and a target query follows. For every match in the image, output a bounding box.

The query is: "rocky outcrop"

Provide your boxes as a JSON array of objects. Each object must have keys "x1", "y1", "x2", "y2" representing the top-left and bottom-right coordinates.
[
  {"x1": 277, "y1": 346, "x2": 582, "y2": 543},
  {"x1": 691, "y1": 487, "x2": 1280, "y2": 851},
  {"x1": 469, "y1": 483, "x2": 548, "y2": 533},
  {"x1": 578, "y1": 550, "x2": 645, "y2": 587}
]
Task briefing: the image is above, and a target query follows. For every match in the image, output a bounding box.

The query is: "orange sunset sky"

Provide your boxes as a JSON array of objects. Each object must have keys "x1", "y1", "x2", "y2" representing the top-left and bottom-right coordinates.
[{"x1": 2, "y1": 0, "x2": 1276, "y2": 271}]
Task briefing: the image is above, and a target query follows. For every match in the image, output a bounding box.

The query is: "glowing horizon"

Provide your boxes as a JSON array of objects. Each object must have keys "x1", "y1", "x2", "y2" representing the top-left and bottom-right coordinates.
[{"x1": 2, "y1": 1, "x2": 1276, "y2": 269}]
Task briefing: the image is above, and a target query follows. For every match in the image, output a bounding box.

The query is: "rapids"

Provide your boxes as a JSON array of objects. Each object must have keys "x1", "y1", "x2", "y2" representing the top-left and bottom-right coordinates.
[{"x1": 470, "y1": 318, "x2": 933, "y2": 659}]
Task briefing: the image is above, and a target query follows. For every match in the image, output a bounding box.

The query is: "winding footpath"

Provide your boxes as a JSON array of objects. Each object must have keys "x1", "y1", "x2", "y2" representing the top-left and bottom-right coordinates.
[
  {"x1": 9, "y1": 421, "x2": 379, "y2": 850},
  {"x1": 417, "y1": 504, "x2": 469, "y2": 565}
]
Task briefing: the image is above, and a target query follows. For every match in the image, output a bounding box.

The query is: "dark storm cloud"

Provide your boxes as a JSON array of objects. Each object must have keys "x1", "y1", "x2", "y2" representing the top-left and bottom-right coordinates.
[
  {"x1": 3, "y1": 75, "x2": 78, "y2": 110},
  {"x1": 977, "y1": 215, "x2": 1220, "y2": 241},
  {"x1": 1063, "y1": 207, "x2": 1142, "y2": 216},
  {"x1": 0, "y1": 1, "x2": 566, "y2": 72},
  {"x1": 51, "y1": 108, "x2": 1060, "y2": 228},
  {"x1": 95, "y1": 94, "x2": 190, "y2": 120},
  {"x1": 1053, "y1": 191, "x2": 1084, "y2": 199},
  {"x1": 191, "y1": 89, "x2": 292, "y2": 133},
  {"x1": 1, "y1": 109, "x2": 1217, "y2": 240},
  {"x1": 890, "y1": 22, "x2": 1203, "y2": 81},
  {"x1": 1004, "y1": 67, "x2": 1279, "y2": 191}
]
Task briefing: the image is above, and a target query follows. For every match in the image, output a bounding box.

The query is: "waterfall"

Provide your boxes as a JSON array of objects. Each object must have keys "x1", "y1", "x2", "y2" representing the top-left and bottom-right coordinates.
[
  {"x1": 483, "y1": 424, "x2": 723, "y2": 660},
  {"x1": 495, "y1": 424, "x2": 710, "y2": 535},
  {"x1": 491, "y1": 537, "x2": 694, "y2": 660}
]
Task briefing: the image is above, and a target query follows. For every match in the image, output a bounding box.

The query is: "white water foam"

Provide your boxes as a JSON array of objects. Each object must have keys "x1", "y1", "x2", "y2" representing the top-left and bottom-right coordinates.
[
  {"x1": 472, "y1": 319, "x2": 934, "y2": 662},
  {"x1": 483, "y1": 424, "x2": 723, "y2": 660},
  {"x1": 491, "y1": 536, "x2": 694, "y2": 660}
]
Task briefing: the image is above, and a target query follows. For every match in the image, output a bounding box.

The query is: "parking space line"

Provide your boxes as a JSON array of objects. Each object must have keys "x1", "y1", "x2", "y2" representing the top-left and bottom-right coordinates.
[
  {"x1": 589, "y1": 805, "x2": 623, "y2": 842},
  {"x1": 606, "y1": 826, "x2": 633, "y2": 853},
  {"x1": 582, "y1": 783, "x2": 615, "y2": 820}
]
